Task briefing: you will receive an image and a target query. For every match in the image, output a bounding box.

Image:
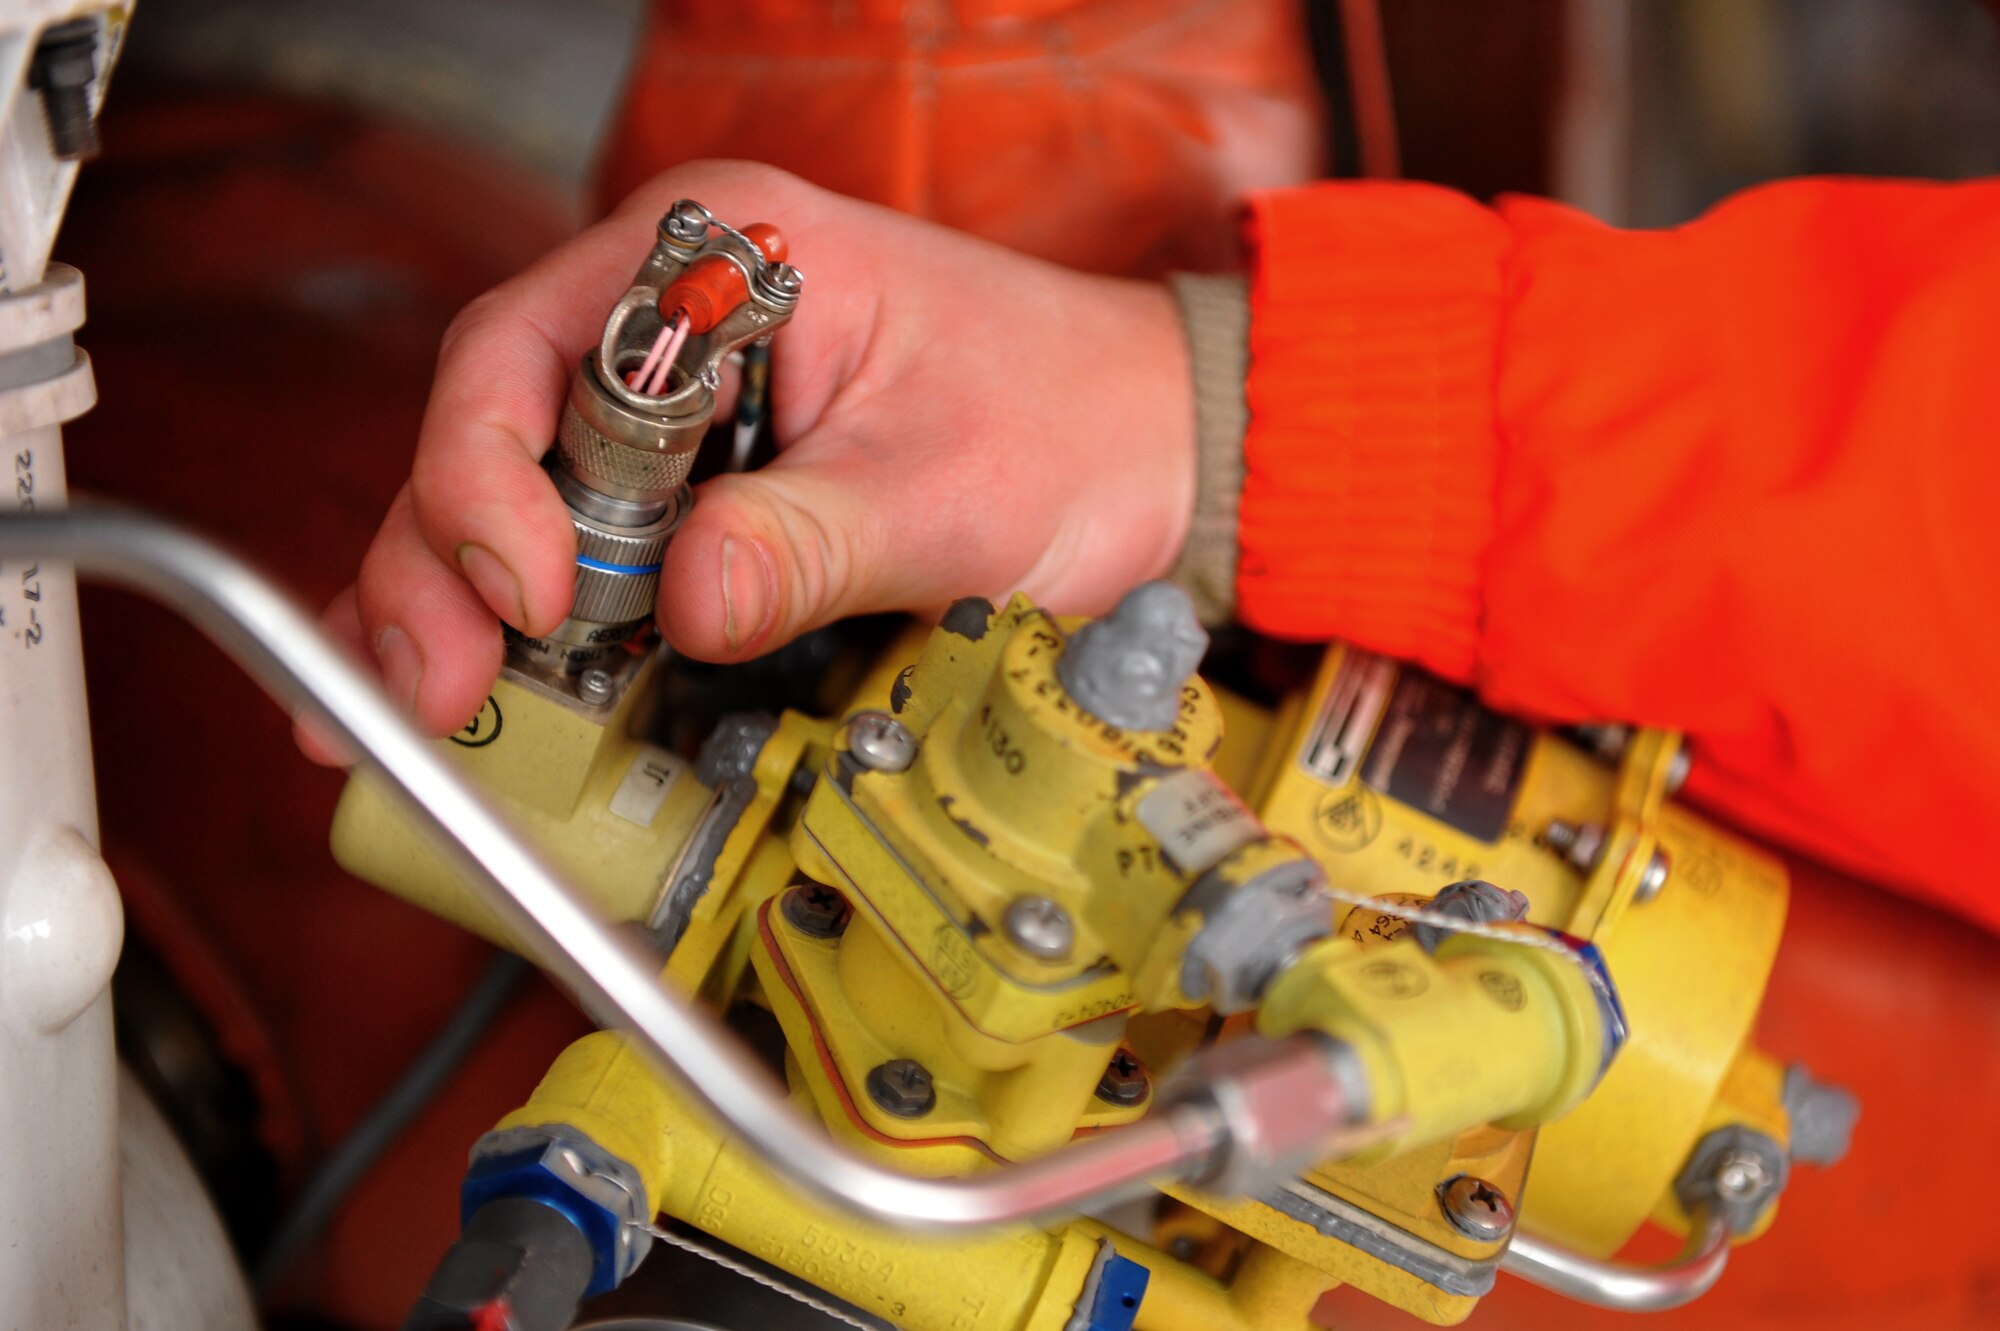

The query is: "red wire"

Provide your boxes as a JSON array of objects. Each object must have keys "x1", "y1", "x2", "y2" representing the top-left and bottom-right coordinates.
[{"x1": 469, "y1": 1297, "x2": 512, "y2": 1331}]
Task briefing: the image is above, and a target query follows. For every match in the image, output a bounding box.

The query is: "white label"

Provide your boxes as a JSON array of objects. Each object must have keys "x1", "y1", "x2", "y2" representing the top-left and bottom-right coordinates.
[
  {"x1": 1137, "y1": 769, "x2": 1262, "y2": 876},
  {"x1": 609, "y1": 746, "x2": 686, "y2": 828}
]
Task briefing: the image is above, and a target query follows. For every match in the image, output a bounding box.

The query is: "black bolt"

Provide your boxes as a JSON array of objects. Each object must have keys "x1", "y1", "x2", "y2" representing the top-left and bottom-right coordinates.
[
  {"x1": 865, "y1": 1059, "x2": 936, "y2": 1118},
  {"x1": 780, "y1": 881, "x2": 850, "y2": 939},
  {"x1": 1094, "y1": 1048, "x2": 1150, "y2": 1108},
  {"x1": 29, "y1": 21, "x2": 101, "y2": 162}
]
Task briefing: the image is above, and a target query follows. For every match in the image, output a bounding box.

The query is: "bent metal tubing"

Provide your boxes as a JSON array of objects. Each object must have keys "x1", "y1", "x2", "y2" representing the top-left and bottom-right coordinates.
[
  {"x1": 0, "y1": 503, "x2": 1352, "y2": 1231},
  {"x1": 1501, "y1": 1208, "x2": 1732, "y2": 1312}
]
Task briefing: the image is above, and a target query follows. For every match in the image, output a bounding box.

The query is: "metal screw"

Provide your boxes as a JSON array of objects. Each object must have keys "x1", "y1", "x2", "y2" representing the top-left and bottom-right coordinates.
[
  {"x1": 764, "y1": 262, "x2": 804, "y2": 297},
  {"x1": 780, "y1": 881, "x2": 850, "y2": 940},
  {"x1": 845, "y1": 711, "x2": 916, "y2": 774},
  {"x1": 1714, "y1": 1150, "x2": 1773, "y2": 1203},
  {"x1": 577, "y1": 667, "x2": 615, "y2": 706},
  {"x1": 1094, "y1": 1049, "x2": 1149, "y2": 1107},
  {"x1": 1635, "y1": 848, "x2": 1672, "y2": 904},
  {"x1": 663, "y1": 199, "x2": 711, "y2": 244},
  {"x1": 1572, "y1": 722, "x2": 1691, "y2": 793},
  {"x1": 865, "y1": 1059, "x2": 936, "y2": 1118},
  {"x1": 1543, "y1": 820, "x2": 1605, "y2": 872},
  {"x1": 1003, "y1": 896, "x2": 1074, "y2": 961},
  {"x1": 1439, "y1": 1175, "x2": 1515, "y2": 1241},
  {"x1": 1572, "y1": 722, "x2": 1632, "y2": 764},
  {"x1": 29, "y1": 21, "x2": 100, "y2": 161}
]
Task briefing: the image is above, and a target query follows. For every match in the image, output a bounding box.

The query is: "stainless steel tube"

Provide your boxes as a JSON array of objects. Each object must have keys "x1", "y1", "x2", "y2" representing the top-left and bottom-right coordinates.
[
  {"x1": 0, "y1": 504, "x2": 1355, "y2": 1231},
  {"x1": 1501, "y1": 1209, "x2": 1731, "y2": 1312}
]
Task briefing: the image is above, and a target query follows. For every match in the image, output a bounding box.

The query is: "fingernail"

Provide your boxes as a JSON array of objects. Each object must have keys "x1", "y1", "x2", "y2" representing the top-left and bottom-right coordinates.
[
  {"x1": 457, "y1": 542, "x2": 524, "y2": 625},
  {"x1": 719, "y1": 535, "x2": 773, "y2": 654},
  {"x1": 375, "y1": 624, "x2": 424, "y2": 715}
]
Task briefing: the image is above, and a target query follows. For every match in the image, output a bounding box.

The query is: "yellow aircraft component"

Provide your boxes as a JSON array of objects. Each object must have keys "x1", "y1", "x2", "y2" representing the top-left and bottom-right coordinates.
[
  {"x1": 332, "y1": 589, "x2": 1813, "y2": 1329},
  {"x1": 509, "y1": 1035, "x2": 1105, "y2": 1331}
]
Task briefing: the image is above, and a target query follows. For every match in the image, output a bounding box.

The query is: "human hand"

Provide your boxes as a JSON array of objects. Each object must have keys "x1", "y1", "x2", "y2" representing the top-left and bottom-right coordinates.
[{"x1": 308, "y1": 160, "x2": 1194, "y2": 756}]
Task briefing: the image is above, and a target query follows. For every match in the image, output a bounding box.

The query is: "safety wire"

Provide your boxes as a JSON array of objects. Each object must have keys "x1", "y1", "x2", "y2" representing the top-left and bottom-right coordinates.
[
  {"x1": 1315, "y1": 886, "x2": 1593, "y2": 965},
  {"x1": 633, "y1": 1219, "x2": 896, "y2": 1331}
]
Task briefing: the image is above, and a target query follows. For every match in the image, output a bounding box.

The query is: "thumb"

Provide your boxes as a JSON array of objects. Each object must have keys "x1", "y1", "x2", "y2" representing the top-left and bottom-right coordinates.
[{"x1": 656, "y1": 459, "x2": 908, "y2": 662}]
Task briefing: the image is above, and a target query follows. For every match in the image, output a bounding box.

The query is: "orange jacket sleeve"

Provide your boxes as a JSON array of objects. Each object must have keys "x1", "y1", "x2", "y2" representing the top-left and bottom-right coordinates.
[{"x1": 1238, "y1": 178, "x2": 2000, "y2": 929}]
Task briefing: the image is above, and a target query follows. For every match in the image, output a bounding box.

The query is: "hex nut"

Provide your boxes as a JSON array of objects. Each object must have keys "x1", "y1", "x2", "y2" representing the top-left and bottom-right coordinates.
[{"x1": 866, "y1": 1059, "x2": 936, "y2": 1119}]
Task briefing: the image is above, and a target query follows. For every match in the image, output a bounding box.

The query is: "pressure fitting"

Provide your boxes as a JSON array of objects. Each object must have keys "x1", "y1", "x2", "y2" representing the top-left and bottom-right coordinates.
[
  {"x1": 1256, "y1": 925, "x2": 1626, "y2": 1152},
  {"x1": 460, "y1": 1123, "x2": 654, "y2": 1298},
  {"x1": 1156, "y1": 1032, "x2": 1371, "y2": 1196},
  {"x1": 511, "y1": 200, "x2": 802, "y2": 684}
]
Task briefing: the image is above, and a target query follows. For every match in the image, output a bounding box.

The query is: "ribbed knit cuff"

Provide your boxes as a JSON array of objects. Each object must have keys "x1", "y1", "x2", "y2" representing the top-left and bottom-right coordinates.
[
  {"x1": 1166, "y1": 273, "x2": 1250, "y2": 625},
  {"x1": 1237, "y1": 181, "x2": 1511, "y2": 682}
]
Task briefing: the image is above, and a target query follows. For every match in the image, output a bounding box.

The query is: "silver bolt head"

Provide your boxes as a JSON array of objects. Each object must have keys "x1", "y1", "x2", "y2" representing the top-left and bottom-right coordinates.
[
  {"x1": 1635, "y1": 848, "x2": 1671, "y2": 903},
  {"x1": 845, "y1": 711, "x2": 916, "y2": 773},
  {"x1": 1440, "y1": 1175, "x2": 1515, "y2": 1241},
  {"x1": 577, "y1": 667, "x2": 616, "y2": 705},
  {"x1": 1003, "y1": 896, "x2": 1075, "y2": 961},
  {"x1": 663, "y1": 199, "x2": 712, "y2": 244},
  {"x1": 765, "y1": 262, "x2": 804, "y2": 296}
]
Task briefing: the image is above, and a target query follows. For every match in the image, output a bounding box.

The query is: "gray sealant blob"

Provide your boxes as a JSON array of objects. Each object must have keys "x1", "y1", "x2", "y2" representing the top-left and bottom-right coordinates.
[{"x1": 1057, "y1": 582, "x2": 1209, "y2": 732}]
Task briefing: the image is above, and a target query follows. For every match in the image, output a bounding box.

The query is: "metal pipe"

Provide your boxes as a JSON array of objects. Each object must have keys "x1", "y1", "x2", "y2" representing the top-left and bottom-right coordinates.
[
  {"x1": 0, "y1": 504, "x2": 1361, "y2": 1231},
  {"x1": 1501, "y1": 1209, "x2": 1731, "y2": 1313}
]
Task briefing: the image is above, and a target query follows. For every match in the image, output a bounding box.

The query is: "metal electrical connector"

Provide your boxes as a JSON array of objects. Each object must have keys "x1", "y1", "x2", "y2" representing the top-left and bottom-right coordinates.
[{"x1": 513, "y1": 199, "x2": 802, "y2": 685}]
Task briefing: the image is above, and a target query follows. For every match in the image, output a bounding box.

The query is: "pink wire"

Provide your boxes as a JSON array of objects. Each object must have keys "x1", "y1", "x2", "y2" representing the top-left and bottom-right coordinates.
[
  {"x1": 646, "y1": 315, "x2": 692, "y2": 396},
  {"x1": 627, "y1": 318, "x2": 676, "y2": 391}
]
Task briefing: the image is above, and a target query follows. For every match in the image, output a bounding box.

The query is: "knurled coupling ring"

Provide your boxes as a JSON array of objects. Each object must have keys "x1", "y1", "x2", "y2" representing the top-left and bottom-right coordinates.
[{"x1": 568, "y1": 507, "x2": 676, "y2": 628}]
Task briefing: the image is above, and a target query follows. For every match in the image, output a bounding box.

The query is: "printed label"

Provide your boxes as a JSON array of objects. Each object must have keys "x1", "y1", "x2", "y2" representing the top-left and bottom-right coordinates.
[
  {"x1": 1300, "y1": 648, "x2": 1398, "y2": 787},
  {"x1": 609, "y1": 745, "x2": 685, "y2": 828},
  {"x1": 1362, "y1": 672, "x2": 1528, "y2": 844},
  {"x1": 1137, "y1": 769, "x2": 1261, "y2": 875}
]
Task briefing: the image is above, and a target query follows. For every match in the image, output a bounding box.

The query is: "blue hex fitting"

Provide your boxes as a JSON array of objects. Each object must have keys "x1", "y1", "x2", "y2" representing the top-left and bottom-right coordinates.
[
  {"x1": 1533, "y1": 927, "x2": 1630, "y2": 1084},
  {"x1": 1084, "y1": 1253, "x2": 1150, "y2": 1331},
  {"x1": 1067, "y1": 1239, "x2": 1150, "y2": 1331},
  {"x1": 459, "y1": 1125, "x2": 653, "y2": 1298}
]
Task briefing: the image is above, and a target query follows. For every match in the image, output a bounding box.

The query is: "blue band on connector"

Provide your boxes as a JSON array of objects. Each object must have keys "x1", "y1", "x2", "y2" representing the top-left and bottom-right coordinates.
[
  {"x1": 577, "y1": 554, "x2": 664, "y2": 576},
  {"x1": 1534, "y1": 927, "x2": 1630, "y2": 1083}
]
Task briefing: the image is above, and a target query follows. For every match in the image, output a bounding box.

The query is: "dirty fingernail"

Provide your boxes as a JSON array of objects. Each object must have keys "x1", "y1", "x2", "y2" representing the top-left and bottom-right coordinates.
[
  {"x1": 457, "y1": 542, "x2": 524, "y2": 625},
  {"x1": 720, "y1": 535, "x2": 771, "y2": 654},
  {"x1": 374, "y1": 624, "x2": 424, "y2": 715}
]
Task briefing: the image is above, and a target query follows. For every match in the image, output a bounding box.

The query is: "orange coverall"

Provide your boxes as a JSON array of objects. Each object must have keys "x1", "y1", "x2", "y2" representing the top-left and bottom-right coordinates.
[
  {"x1": 1239, "y1": 180, "x2": 2000, "y2": 931},
  {"x1": 613, "y1": 1, "x2": 2000, "y2": 931}
]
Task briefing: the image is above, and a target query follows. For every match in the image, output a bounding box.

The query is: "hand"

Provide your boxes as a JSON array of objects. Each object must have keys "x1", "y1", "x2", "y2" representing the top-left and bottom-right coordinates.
[{"x1": 307, "y1": 161, "x2": 1194, "y2": 757}]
